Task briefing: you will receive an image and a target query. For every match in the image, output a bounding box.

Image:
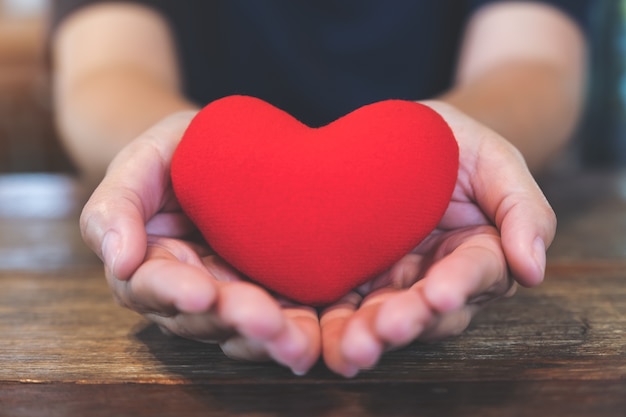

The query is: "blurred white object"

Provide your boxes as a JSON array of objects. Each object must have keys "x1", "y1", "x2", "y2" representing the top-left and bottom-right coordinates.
[{"x1": 1, "y1": 0, "x2": 47, "y2": 17}]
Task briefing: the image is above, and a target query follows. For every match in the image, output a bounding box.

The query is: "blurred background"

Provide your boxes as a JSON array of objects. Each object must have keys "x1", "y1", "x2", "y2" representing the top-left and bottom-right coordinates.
[
  {"x1": 0, "y1": 0, "x2": 624, "y2": 174},
  {"x1": 0, "y1": 0, "x2": 73, "y2": 173},
  {"x1": 577, "y1": 0, "x2": 626, "y2": 167}
]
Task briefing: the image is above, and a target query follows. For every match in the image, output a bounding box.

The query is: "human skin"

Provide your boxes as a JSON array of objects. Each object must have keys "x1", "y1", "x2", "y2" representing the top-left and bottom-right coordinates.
[{"x1": 53, "y1": 2, "x2": 585, "y2": 376}]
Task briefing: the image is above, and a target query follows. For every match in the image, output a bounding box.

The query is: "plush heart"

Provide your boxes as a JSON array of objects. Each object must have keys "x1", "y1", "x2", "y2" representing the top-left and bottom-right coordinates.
[{"x1": 171, "y1": 95, "x2": 458, "y2": 306}]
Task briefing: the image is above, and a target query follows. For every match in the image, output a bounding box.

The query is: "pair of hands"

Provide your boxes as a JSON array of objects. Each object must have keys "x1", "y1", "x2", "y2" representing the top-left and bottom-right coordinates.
[{"x1": 80, "y1": 101, "x2": 556, "y2": 377}]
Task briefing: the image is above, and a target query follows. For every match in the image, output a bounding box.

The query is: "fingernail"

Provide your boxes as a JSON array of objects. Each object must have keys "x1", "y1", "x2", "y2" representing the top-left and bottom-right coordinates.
[
  {"x1": 343, "y1": 365, "x2": 360, "y2": 378},
  {"x1": 291, "y1": 366, "x2": 309, "y2": 376},
  {"x1": 424, "y1": 282, "x2": 463, "y2": 312},
  {"x1": 268, "y1": 322, "x2": 309, "y2": 373},
  {"x1": 533, "y1": 237, "x2": 546, "y2": 280},
  {"x1": 101, "y1": 231, "x2": 121, "y2": 273},
  {"x1": 289, "y1": 352, "x2": 313, "y2": 377}
]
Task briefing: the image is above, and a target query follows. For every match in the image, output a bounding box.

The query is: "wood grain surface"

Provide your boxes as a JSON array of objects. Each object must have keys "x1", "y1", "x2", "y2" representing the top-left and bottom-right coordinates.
[
  {"x1": 0, "y1": 265, "x2": 625, "y2": 384},
  {"x1": 1, "y1": 170, "x2": 625, "y2": 416}
]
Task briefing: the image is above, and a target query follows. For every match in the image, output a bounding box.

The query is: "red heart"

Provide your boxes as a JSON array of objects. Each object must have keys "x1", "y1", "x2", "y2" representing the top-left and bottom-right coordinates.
[{"x1": 171, "y1": 95, "x2": 458, "y2": 305}]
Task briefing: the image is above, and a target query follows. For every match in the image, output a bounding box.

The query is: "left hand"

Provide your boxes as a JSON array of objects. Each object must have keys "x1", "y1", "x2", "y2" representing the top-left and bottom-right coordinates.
[
  {"x1": 80, "y1": 111, "x2": 322, "y2": 375},
  {"x1": 319, "y1": 101, "x2": 556, "y2": 377}
]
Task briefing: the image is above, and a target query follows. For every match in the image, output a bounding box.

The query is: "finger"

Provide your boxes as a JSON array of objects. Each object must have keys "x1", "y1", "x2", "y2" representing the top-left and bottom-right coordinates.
[
  {"x1": 374, "y1": 231, "x2": 509, "y2": 347},
  {"x1": 108, "y1": 256, "x2": 218, "y2": 316},
  {"x1": 219, "y1": 334, "x2": 270, "y2": 362},
  {"x1": 125, "y1": 251, "x2": 300, "y2": 355},
  {"x1": 147, "y1": 310, "x2": 234, "y2": 343},
  {"x1": 374, "y1": 228, "x2": 509, "y2": 345},
  {"x1": 149, "y1": 290, "x2": 322, "y2": 374},
  {"x1": 337, "y1": 289, "x2": 400, "y2": 370},
  {"x1": 355, "y1": 252, "x2": 435, "y2": 347},
  {"x1": 218, "y1": 284, "x2": 320, "y2": 374},
  {"x1": 374, "y1": 288, "x2": 433, "y2": 346},
  {"x1": 213, "y1": 280, "x2": 312, "y2": 365},
  {"x1": 468, "y1": 136, "x2": 556, "y2": 287},
  {"x1": 265, "y1": 306, "x2": 321, "y2": 375},
  {"x1": 418, "y1": 303, "x2": 481, "y2": 342},
  {"x1": 119, "y1": 240, "x2": 320, "y2": 373},
  {"x1": 357, "y1": 252, "x2": 427, "y2": 294},
  {"x1": 80, "y1": 111, "x2": 197, "y2": 280},
  {"x1": 105, "y1": 237, "x2": 215, "y2": 314},
  {"x1": 130, "y1": 268, "x2": 294, "y2": 359},
  {"x1": 419, "y1": 227, "x2": 511, "y2": 313},
  {"x1": 319, "y1": 292, "x2": 363, "y2": 378},
  {"x1": 340, "y1": 280, "x2": 438, "y2": 372},
  {"x1": 498, "y1": 192, "x2": 555, "y2": 287},
  {"x1": 219, "y1": 306, "x2": 320, "y2": 374},
  {"x1": 423, "y1": 101, "x2": 556, "y2": 287}
]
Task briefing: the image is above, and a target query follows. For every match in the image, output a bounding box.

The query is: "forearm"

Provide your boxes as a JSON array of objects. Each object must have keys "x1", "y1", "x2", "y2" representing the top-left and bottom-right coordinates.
[
  {"x1": 439, "y1": 61, "x2": 585, "y2": 173},
  {"x1": 55, "y1": 68, "x2": 197, "y2": 184},
  {"x1": 51, "y1": 2, "x2": 195, "y2": 185},
  {"x1": 437, "y1": 2, "x2": 587, "y2": 174}
]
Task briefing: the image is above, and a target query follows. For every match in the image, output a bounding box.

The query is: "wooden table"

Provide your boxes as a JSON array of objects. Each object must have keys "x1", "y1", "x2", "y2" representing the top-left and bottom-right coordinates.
[{"x1": 1, "y1": 169, "x2": 625, "y2": 416}]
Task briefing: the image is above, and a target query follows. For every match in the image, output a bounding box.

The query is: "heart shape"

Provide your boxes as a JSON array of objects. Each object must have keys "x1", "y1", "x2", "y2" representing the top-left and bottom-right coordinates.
[{"x1": 171, "y1": 95, "x2": 458, "y2": 305}]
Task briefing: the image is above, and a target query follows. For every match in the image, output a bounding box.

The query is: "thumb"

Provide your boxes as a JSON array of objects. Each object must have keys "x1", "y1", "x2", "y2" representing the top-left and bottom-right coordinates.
[
  {"x1": 469, "y1": 126, "x2": 556, "y2": 287},
  {"x1": 423, "y1": 100, "x2": 556, "y2": 287},
  {"x1": 80, "y1": 111, "x2": 197, "y2": 279}
]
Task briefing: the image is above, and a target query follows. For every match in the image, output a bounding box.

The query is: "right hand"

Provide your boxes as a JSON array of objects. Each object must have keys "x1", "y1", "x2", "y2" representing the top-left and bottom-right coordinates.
[
  {"x1": 80, "y1": 111, "x2": 320, "y2": 375},
  {"x1": 318, "y1": 101, "x2": 556, "y2": 377}
]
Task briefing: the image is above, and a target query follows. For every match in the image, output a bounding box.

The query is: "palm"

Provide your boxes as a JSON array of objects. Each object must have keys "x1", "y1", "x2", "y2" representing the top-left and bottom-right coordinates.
[{"x1": 83, "y1": 105, "x2": 555, "y2": 377}]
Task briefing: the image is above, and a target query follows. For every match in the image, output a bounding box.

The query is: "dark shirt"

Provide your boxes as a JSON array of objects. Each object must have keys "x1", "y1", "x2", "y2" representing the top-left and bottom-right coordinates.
[{"x1": 51, "y1": 0, "x2": 591, "y2": 127}]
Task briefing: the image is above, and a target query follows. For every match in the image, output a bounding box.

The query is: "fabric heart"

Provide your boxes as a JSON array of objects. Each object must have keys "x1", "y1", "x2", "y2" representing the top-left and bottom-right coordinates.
[{"x1": 171, "y1": 95, "x2": 458, "y2": 306}]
